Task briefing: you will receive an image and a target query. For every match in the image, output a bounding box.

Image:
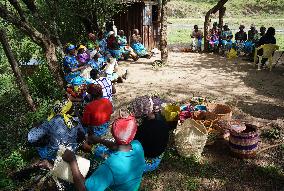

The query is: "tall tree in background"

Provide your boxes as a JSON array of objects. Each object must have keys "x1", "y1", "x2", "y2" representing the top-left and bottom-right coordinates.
[
  {"x1": 0, "y1": 29, "x2": 36, "y2": 111},
  {"x1": 160, "y1": 0, "x2": 168, "y2": 64},
  {"x1": 0, "y1": 0, "x2": 65, "y2": 88}
]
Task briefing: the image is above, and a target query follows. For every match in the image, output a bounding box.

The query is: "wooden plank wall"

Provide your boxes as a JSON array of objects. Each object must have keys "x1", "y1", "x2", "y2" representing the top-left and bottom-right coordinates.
[
  {"x1": 114, "y1": 3, "x2": 143, "y2": 45},
  {"x1": 114, "y1": 2, "x2": 160, "y2": 50}
]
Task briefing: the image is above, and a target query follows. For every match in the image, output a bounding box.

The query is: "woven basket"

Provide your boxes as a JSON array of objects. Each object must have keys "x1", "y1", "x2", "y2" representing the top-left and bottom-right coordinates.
[
  {"x1": 206, "y1": 103, "x2": 232, "y2": 121},
  {"x1": 229, "y1": 124, "x2": 259, "y2": 158},
  {"x1": 174, "y1": 119, "x2": 208, "y2": 159}
]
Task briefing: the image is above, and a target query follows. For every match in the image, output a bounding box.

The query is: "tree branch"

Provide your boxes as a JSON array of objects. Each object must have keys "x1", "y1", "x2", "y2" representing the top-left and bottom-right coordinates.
[
  {"x1": 22, "y1": 0, "x2": 36, "y2": 13},
  {"x1": 0, "y1": 2, "x2": 44, "y2": 45},
  {"x1": 8, "y1": 0, "x2": 26, "y2": 21}
]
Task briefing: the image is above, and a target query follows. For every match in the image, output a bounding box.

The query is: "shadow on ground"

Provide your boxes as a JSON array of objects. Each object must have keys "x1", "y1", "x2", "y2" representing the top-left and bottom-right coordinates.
[{"x1": 140, "y1": 140, "x2": 284, "y2": 191}]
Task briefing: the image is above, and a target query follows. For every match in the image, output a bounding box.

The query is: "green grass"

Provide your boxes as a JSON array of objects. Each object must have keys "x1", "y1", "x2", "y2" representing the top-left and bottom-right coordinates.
[{"x1": 168, "y1": 0, "x2": 284, "y2": 18}]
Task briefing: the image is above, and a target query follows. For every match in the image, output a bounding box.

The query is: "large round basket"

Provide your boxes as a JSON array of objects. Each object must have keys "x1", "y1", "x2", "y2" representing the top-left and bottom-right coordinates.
[
  {"x1": 206, "y1": 103, "x2": 232, "y2": 121},
  {"x1": 229, "y1": 124, "x2": 259, "y2": 158}
]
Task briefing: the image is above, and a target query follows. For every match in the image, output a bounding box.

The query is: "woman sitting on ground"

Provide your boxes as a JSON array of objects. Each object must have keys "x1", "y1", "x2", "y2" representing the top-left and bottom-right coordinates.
[
  {"x1": 130, "y1": 95, "x2": 169, "y2": 172},
  {"x1": 88, "y1": 69, "x2": 115, "y2": 103},
  {"x1": 96, "y1": 31, "x2": 108, "y2": 54},
  {"x1": 82, "y1": 84, "x2": 113, "y2": 137},
  {"x1": 28, "y1": 99, "x2": 86, "y2": 167},
  {"x1": 77, "y1": 45, "x2": 91, "y2": 65},
  {"x1": 62, "y1": 115, "x2": 145, "y2": 191},
  {"x1": 103, "y1": 57, "x2": 127, "y2": 83},
  {"x1": 63, "y1": 43, "x2": 87, "y2": 84},
  {"x1": 207, "y1": 22, "x2": 220, "y2": 52},
  {"x1": 220, "y1": 24, "x2": 233, "y2": 51},
  {"x1": 107, "y1": 31, "x2": 123, "y2": 60},
  {"x1": 117, "y1": 30, "x2": 138, "y2": 61},
  {"x1": 131, "y1": 29, "x2": 152, "y2": 58},
  {"x1": 235, "y1": 25, "x2": 248, "y2": 54}
]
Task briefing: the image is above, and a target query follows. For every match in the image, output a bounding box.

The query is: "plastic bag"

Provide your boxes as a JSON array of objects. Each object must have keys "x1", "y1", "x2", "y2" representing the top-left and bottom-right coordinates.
[
  {"x1": 51, "y1": 146, "x2": 90, "y2": 183},
  {"x1": 161, "y1": 103, "x2": 180, "y2": 122}
]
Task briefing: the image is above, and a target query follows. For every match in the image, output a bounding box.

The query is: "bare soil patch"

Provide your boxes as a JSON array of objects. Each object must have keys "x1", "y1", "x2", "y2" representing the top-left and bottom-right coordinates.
[{"x1": 114, "y1": 52, "x2": 284, "y2": 191}]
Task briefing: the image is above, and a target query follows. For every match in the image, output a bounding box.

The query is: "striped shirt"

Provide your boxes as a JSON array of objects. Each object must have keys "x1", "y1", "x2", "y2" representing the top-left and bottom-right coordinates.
[{"x1": 92, "y1": 77, "x2": 113, "y2": 102}]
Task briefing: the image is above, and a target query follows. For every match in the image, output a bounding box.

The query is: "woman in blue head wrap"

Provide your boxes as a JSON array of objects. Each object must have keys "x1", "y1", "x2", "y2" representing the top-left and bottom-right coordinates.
[{"x1": 63, "y1": 43, "x2": 86, "y2": 84}]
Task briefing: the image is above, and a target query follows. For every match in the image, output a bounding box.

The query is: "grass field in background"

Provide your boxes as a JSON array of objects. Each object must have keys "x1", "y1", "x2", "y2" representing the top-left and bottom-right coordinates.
[{"x1": 168, "y1": 0, "x2": 284, "y2": 18}]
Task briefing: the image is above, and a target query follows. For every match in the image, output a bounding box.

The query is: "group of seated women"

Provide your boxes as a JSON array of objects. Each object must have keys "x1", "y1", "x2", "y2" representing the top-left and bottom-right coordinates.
[
  {"x1": 63, "y1": 28, "x2": 152, "y2": 86},
  {"x1": 28, "y1": 88, "x2": 170, "y2": 190},
  {"x1": 206, "y1": 22, "x2": 276, "y2": 59},
  {"x1": 27, "y1": 29, "x2": 166, "y2": 190}
]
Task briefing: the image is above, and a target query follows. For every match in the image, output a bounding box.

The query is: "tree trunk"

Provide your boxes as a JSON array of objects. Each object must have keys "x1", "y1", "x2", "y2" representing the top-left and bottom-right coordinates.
[
  {"x1": 204, "y1": 13, "x2": 211, "y2": 52},
  {"x1": 219, "y1": 6, "x2": 226, "y2": 32},
  {"x1": 43, "y1": 40, "x2": 65, "y2": 88},
  {"x1": 204, "y1": 0, "x2": 228, "y2": 52},
  {"x1": 0, "y1": 29, "x2": 36, "y2": 112},
  {"x1": 160, "y1": 0, "x2": 168, "y2": 64}
]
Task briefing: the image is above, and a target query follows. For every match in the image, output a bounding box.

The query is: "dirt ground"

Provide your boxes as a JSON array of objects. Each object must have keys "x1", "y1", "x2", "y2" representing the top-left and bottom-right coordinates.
[{"x1": 114, "y1": 51, "x2": 284, "y2": 191}]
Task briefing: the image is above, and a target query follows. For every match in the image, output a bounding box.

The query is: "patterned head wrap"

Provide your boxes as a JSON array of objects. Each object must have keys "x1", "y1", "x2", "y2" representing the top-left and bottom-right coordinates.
[
  {"x1": 77, "y1": 45, "x2": 87, "y2": 51},
  {"x1": 48, "y1": 99, "x2": 74, "y2": 128},
  {"x1": 111, "y1": 116, "x2": 137, "y2": 145},
  {"x1": 130, "y1": 96, "x2": 153, "y2": 118}
]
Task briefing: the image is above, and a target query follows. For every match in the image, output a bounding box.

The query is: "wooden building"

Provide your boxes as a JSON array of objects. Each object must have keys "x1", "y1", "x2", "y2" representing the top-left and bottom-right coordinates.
[{"x1": 114, "y1": 0, "x2": 161, "y2": 50}]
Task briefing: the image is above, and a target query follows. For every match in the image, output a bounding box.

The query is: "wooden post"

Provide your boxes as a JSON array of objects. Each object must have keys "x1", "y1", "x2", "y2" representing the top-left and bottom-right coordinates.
[
  {"x1": 160, "y1": 0, "x2": 168, "y2": 63},
  {"x1": 0, "y1": 29, "x2": 36, "y2": 111},
  {"x1": 204, "y1": 12, "x2": 211, "y2": 52},
  {"x1": 219, "y1": 6, "x2": 226, "y2": 31},
  {"x1": 203, "y1": 0, "x2": 228, "y2": 52}
]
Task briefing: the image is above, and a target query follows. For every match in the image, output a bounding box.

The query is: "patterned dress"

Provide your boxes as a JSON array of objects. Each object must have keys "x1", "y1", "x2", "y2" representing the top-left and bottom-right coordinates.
[{"x1": 63, "y1": 55, "x2": 81, "y2": 84}]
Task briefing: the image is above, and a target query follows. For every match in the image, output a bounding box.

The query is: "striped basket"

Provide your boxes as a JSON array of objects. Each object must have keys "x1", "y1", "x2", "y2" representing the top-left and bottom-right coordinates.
[{"x1": 229, "y1": 124, "x2": 259, "y2": 158}]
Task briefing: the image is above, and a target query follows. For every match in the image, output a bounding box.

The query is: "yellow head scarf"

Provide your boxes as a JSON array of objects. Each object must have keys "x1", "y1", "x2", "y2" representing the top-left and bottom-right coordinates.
[{"x1": 48, "y1": 100, "x2": 74, "y2": 128}]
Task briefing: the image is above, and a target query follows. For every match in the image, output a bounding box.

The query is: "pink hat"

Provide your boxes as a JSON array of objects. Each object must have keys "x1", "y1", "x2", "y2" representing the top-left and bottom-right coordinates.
[{"x1": 111, "y1": 116, "x2": 137, "y2": 145}]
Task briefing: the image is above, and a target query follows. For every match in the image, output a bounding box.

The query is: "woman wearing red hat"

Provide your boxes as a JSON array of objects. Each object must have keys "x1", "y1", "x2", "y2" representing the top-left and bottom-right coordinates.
[
  {"x1": 82, "y1": 84, "x2": 113, "y2": 137},
  {"x1": 63, "y1": 115, "x2": 145, "y2": 191}
]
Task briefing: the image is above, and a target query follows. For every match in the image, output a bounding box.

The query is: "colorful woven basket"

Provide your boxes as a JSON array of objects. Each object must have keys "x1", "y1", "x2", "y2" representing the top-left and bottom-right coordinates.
[{"x1": 229, "y1": 124, "x2": 259, "y2": 158}]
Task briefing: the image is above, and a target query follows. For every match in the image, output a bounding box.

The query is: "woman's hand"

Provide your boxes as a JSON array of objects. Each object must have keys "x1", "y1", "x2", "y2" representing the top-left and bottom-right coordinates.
[
  {"x1": 62, "y1": 149, "x2": 76, "y2": 163},
  {"x1": 86, "y1": 134, "x2": 101, "y2": 145}
]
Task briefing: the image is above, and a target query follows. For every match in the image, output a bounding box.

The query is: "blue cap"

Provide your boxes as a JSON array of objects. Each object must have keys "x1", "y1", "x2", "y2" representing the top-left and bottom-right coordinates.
[{"x1": 66, "y1": 44, "x2": 76, "y2": 52}]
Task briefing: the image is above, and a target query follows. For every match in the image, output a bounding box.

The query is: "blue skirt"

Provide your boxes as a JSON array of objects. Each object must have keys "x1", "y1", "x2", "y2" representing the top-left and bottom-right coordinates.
[
  {"x1": 131, "y1": 43, "x2": 147, "y2": 57},
  {"x1": 144, "y1": 154, "x2": 163, "y2": 172},
  {"x1": 91, "y1": 122, "x2": 110, "y2": 137}
]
